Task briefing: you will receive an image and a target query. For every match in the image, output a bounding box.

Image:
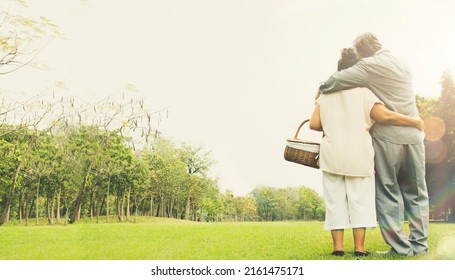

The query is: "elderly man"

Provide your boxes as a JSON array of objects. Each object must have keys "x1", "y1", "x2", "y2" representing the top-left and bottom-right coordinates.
[{"x1": 318, "y1": 32, "x2": 429, "y2": 256}]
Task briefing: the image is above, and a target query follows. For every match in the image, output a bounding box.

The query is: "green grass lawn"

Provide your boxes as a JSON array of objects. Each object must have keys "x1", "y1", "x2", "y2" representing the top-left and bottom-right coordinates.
[{"x1": 1, "y1": 217, "x2": 454, "y2": 260}]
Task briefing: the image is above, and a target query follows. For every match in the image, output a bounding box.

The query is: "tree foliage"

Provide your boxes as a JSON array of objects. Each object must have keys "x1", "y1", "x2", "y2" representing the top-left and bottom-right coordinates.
[
  {"x1": 0, "y1": 93, "x2": 326, "y2": 225},
  {"x1": 0, "y1": 0, "x2": 61, "y2": 74},
  {"x1": 417, "y1": 69, "x2": 455, "y2": 221},
  {"x1": 251, "y1": 186, "x2": 324, "y2": 221}
]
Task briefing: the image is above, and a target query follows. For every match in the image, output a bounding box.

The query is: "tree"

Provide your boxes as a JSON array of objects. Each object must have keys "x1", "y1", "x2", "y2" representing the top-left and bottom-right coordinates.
[
  {"x1": 200, "y1": 183, "x2": 223, "y2": 222},
  {"x1": 89, "y1": 131, "x2": 133, "y2": 222},
  {"x1": 179, "y1": 143, "x2": 214, "y2": 220},
  {"x1": 439, "y1": 69, "x2": 455, "y2": 166},
  {"x1": 296, "y1": 186, "x2": 325, "y2": 221},
  {"x1": 251, "y1": 186, "x2": 325, "y2": 221},
  {"x1": 251, "y1": 186, "x2": 279, "y2": 221},
  {"x1": 0, "y1": 126, "x2": 36, "y2": 225},
  {"x1": 143, "y1": 138, "x2": 187, "y2": 218},
  {"x1": 416, "y1": 95, "x2": 439, "y2": 120},
  {"x1": 24, "y1": 131, "x2": 58, "y2": 225},
  {"x1": 0, "y1": 0, "x2": 61, "y2": 74},
  {"x1": 233, "y1": 195, "x2": 257, "y2": 221},
  {"x1": 417, "y1": 69, "x2": 455, "y2": 221},
  {"x1": 65, "y1": 126, "x2": 100, "y2": 223},
  {"x1": 220, "y1": 190, "x2": 237, "y2": 221}
]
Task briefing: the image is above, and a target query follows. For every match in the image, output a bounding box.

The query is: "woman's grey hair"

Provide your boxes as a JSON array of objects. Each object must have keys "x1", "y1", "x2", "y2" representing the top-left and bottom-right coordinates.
[
  {"x1": 353, "y1": 32, "x2": 382, "y2": 58},
  {"x1": 337, "y1": 48, "x2": 359, "y2": 71}
]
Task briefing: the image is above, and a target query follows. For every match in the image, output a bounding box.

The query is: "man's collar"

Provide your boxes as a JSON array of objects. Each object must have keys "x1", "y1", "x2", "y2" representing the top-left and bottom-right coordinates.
[{"x1": 374, "y1": 49, "x2": 389, "y2": 55}]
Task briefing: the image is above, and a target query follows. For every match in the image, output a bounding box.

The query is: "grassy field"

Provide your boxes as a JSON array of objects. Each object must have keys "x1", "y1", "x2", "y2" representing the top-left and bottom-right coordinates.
[{"x1": 1, "y1": 217, "x2": 454, "y2": 260}]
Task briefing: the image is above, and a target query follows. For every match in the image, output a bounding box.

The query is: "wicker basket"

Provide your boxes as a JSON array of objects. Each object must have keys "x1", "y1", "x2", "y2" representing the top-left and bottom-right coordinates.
[{"x1": 284, "y1": 119, "x2": 320, "y2": 169}]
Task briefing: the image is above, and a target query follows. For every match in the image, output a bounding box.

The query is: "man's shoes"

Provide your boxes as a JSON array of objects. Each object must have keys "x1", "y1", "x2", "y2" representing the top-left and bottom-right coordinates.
[
  {"x1": 413, "y1": 249, "x2": 428, "y2": 255},
  {"x1": 354, "y1": 251, "x2": 371, "y2": 257},
  {"x1": 376, "y1": 249, "x2": 396, "y2": 255},
  {"x1": 376, "y1": 248, "x2": 412, "y2": 256},
  {"x1": 331, "y1": 250, "x2": 345, "y2": 257},
  {"x1": 376, "y1": 248, "x2": 399, "y2": 255},
  {"x1": 414, "y1": 250, "x2": 427, "y2": 255}
]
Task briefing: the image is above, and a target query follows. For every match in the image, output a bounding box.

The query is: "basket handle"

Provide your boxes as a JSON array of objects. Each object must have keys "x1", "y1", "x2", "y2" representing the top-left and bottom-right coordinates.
[{"x1": 293, "y1": 119, "x2": 310, "y2": 140}]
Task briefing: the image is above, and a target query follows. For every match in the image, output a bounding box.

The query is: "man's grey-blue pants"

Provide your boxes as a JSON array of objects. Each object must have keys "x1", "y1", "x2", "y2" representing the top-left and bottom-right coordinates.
[{"x1": 373, "y1": 137, "x2": 429, "y2": 256}]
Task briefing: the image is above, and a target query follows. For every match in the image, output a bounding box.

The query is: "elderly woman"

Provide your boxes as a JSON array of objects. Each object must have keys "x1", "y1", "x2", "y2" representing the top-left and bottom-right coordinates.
[{"x1": 310, "y1": 47, "x2": 423, "y2": 257}]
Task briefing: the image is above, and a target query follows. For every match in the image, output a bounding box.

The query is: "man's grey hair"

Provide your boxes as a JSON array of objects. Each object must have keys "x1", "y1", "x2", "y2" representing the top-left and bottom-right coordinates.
[{"x1": 353, "y1": 32, "x2": 382, "y2": 58}]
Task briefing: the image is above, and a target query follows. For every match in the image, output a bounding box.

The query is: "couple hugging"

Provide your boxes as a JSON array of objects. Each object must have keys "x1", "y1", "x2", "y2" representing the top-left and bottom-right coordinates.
[{"x1": 310, "y1": 32, "x2": 429, "y2": 257}]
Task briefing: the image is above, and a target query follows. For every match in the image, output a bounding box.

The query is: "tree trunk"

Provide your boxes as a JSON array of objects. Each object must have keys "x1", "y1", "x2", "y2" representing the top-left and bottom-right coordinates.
[
  {"x1": 160, "y1": 196, "x2": 165, "y2": 217},
  {"x1": 121, "y1": 195, "x2": 125, "y2": 222},
  {"x1": 116, "y1": 196, "x2": 120, "y2": 221},
  {"x1": 18, "y1": 190, "x2": 24, "y2": 225},
  {"x1": 185, "y1": 195, "x2": 190, "y2": 220},
  {"x1": 126, "y1": 187, "x2": 131, "y2": 222},
  {"x1": 56, "y1": 188, "x2": 61, "y2": 224},
  {"x1": 117, "y1": 194, "x2": 125, "y2": 222},
  {"x1": 69, "y1": 159, "x2": 94, "y2": 224},
  {"x1": 64, "y1": 204, "x2": 69, "y2": 222},
  {"x1": 192, "y1": 205, "x2": 196, "y2": 221},
  {"x1": 96, "y1": 196, "x2": 105, "y2": 223},
  {"x1": 46, "y1": 195, "x2": 54, "y2": 225},
  {"x1": 50, "y1": 195, "x2": 55, "y2": 225},
  {"x1": 45, "y1": 198, "x2": 49, "y2": 224},
  {"x1": 35, "y1": 176, "x2": 41, "y2": 225},
  {"x1": 106, "y1": 175, "x2": 110, "y2": 223},
  {"x1": 150, "y1": 193, "x2": 154, "y2": 218},
  {"x1": 0, "y1": 158, "x2": 24, "y2": 226},
  {"x1": 167, "y1": 199, "x2": 174, "y2": 218},
  {"x1": 23, "y1": 197, "x2": 28, "y2": 226},
  {"x1": 155, "y1": 203, "x2": 160, "y2": 217},
  {"x1": 95, "y1": 198, "x2": 99, "y2": 223},
  {"x1": 27, "y1": 198, "x2": 35, "y2": 226},
  {"x1": 89, "y1": 189, "x2": 95, "y2": 222},
  {"x1": 134, "y1": 199, "x2": 138, "y2": 222},
  {"x1": 4, "y1": 207, "x2": 10, "y2": 224}
]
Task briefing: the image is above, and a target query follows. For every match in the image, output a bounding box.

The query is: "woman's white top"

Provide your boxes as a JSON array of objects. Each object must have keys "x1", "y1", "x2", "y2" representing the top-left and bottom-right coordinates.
[{"x1": 316, "y1": 87, "x2": 382, "y2": 177}]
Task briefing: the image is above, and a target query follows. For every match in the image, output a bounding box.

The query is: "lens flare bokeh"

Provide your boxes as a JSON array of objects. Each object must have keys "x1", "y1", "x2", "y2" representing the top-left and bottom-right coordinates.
[
  {"x1": 424, "y1": 117, "x2": 448, "y2": 164},
  {"x1": 425, "y1": 139, "x2": 448, "y2": 164},
  {"x1": 424, "y1": 116, "x2": 446, "y2": 142}
]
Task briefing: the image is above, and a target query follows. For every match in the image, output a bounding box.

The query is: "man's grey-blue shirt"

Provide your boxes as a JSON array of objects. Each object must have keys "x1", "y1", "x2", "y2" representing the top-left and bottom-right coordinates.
[{"x1": 318, "y1": 49, "x2": 424, "y2": 144}]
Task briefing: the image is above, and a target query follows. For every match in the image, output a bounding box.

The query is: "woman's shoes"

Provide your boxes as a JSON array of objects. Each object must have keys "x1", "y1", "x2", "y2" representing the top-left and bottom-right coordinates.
[
  {"x1": 331, "y1": 250, "x2": 345, "y2": 256},
  {"x1": 354, "y1": 250, "x2": 371, "y2": 257},
  {"x1": 331, "y1": 250, "x2": 371, "y2": 257}
]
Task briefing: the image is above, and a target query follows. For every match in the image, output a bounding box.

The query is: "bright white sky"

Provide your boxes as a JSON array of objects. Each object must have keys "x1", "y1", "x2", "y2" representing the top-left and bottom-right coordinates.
[{"x1": 3, "y1": 0, "x2": 455, "y2": 196}]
